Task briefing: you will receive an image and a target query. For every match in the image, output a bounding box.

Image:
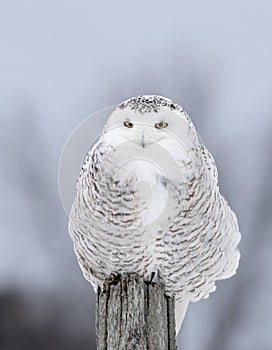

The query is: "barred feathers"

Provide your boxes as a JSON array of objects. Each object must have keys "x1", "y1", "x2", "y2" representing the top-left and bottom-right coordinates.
[{"x1": 69, "y1": 95, "x2": 241, "y2": 305}]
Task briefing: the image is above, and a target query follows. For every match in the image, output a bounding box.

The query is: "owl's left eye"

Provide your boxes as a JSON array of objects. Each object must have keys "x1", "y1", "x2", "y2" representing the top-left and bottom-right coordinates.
[
  {"x1": 155, "y1": 121, "x2": 168, "y2": 129},
  {"x1": 123, "y1": 121, "x2": 133, "y2": 128}
]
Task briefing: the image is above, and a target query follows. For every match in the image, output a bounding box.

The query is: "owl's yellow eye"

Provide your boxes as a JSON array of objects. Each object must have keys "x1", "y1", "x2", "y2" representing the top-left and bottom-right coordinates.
[
  {"x1": 123, "y1": 121, "x2": 133, "y2": 128},
  {"x1": 155, "y1": 121, "x2": 168, "y2": 129}
]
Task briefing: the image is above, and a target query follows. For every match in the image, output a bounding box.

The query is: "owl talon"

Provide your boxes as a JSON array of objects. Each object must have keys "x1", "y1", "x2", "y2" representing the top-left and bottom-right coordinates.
[
  {"x1": 148, "y1": 271, "x2": 156, "y2": 284},
  {"x1": 104, "y1": 273, "x2": 121, "y2": 286}
]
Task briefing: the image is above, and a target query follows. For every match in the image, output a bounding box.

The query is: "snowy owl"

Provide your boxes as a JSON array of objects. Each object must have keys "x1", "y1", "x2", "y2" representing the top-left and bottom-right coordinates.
[{"x1": 69, "y1": 95, "x2": 241, "y2": 333}]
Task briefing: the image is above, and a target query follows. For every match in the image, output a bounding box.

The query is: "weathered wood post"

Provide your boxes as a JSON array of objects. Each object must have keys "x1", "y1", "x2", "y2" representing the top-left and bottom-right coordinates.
[{"x1": 96, "y1": 273, "x2": 176, "y2": 350}]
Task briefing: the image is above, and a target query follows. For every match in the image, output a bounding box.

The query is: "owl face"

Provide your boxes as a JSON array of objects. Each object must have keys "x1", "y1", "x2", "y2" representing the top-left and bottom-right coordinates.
[{"x1": 102, "y1": 102, "x2": 199, "y2": 151}]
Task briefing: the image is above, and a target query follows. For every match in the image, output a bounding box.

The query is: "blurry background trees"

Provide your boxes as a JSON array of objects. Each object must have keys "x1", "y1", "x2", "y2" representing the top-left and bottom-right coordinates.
[{"x1": 0, "y1": 1, "x2": 271, "y2": 349}]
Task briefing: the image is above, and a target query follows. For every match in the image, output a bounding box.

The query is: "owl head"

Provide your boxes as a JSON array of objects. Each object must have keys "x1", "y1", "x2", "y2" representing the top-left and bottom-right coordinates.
[{"x1": 102, "y1": 95, "x2": 199, "y2": 150}]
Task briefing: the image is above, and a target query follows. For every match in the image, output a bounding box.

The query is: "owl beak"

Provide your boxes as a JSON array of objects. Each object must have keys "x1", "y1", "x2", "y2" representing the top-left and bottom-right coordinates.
[{"x1": 141, "y1": 133, "x2": 145, "y2": 148}]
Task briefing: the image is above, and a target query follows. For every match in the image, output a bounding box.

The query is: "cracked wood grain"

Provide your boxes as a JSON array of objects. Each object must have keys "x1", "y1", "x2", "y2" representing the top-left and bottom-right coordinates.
[{"x1": 96, "y1": 273, "x2": 176, "y2": 350}]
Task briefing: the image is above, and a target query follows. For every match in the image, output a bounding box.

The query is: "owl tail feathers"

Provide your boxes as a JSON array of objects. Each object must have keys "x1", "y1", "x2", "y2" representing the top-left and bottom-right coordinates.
[{"x1": 175, "y1": 298, "x2": 189, "y2": 335}]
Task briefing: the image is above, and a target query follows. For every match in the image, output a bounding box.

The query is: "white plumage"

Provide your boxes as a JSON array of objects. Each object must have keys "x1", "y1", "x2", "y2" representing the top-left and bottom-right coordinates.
[{"x1": 69, "y1": 95, "x2": 241, "y2": 333}]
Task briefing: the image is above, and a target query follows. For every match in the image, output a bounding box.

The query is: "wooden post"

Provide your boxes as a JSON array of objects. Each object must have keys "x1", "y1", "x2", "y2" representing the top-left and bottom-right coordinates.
[{"x1": 96, "y1": 273, "x2": 177, "y2": 350}]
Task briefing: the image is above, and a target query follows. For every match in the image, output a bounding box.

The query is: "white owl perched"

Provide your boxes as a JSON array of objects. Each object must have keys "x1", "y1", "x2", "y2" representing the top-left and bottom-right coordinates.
[{"x1": 69, "y1": 95, "x2": 241, "y2": 333}]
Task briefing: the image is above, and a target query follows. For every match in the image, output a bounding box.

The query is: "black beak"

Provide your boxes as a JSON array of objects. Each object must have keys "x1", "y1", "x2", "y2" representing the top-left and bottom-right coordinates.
[{"x1": 141, "y1": 133, "x2": 145, "y2": 148}]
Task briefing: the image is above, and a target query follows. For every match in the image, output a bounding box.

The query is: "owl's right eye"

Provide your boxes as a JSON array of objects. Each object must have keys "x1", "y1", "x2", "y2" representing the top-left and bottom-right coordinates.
[{"x1": 123, "y1": 121, "x2": 133, "y2": 128}]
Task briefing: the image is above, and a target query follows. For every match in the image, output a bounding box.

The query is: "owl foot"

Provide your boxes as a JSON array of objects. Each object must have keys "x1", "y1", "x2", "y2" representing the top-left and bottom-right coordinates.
[{"x1": 104, "y1": 272, "x2": 121, "y2": 287}]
